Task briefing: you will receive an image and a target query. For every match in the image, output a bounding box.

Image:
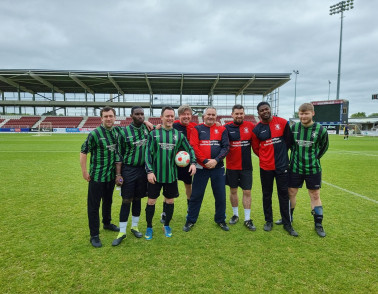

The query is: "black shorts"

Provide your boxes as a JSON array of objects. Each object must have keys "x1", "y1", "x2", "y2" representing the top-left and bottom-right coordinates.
[
  {"x1": 288, "y1": 171, "x2": 322, "y2": 190},
  {"x1": 177, "y1": 165, "x2": 192, "y2": 185},
  {"x1": 120, "y1": 165, "x2": 147, "y2": 200},
  {"x1": 147, "y1": 181, "x2": 179, "y2": 199},
  {"x1": 226, "y1": 169, "x2": 252, "y2": 190}
]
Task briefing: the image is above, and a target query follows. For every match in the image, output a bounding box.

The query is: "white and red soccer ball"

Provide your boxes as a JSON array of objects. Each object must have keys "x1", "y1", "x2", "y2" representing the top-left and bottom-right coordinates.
[{"x1": 175, "y1": 151, "x2": 190, "y2": 167}]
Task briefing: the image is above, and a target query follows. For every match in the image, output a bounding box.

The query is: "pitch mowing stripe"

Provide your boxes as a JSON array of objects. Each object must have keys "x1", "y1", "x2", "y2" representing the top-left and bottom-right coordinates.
[
  {"x1": 328, "y1": 150, "x2": 378, "y2": 157},
  {"x1": 323, "y1": 180, "x2": 378, "y2": 204},
  {"x1": 0, "y1": 150, "x2": 77, "y2": 152}
]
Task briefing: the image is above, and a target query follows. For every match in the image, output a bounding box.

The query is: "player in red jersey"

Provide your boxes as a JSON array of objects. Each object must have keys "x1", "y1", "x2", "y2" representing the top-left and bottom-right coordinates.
[
  {"x1": 251, "y1": 102, "x2": 298, "y2": 237},
  {"x1": 224, "y1": 105, "x2": 256, "y2": 231}
]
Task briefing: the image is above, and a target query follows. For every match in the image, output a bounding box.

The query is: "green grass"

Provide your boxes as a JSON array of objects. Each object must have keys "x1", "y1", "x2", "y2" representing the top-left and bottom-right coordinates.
[{"x1": 0, "y1": 134, "x2": 377, "y2": 293}]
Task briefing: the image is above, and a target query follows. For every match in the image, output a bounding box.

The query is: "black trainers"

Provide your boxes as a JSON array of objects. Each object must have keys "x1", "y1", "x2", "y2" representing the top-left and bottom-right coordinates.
[
  {"x1": 131, "y1": 227, "x2": 143, "y2": 238},
  {"x1": 244, "y1": 219, "x2": 256, "y2": 231},
  {"x1": 103, "y1": 223, "x2": 120, "y2": 232},
  {"x1": 315, "y1": 223, "x2": 326, "y2": 237},
  {"x1": 218, "y1": 222, "x2": 230, "y2": 231},
  {"x1": 90, "y1": 235, "x2": 102, "y2": 248},
  {"x1": 183, "y1": 221, "x2": 194, "y2": 232},
  {"x1": 263, "y1": 221, "x2": 273, "y2": 231},
  {"x1": 284, "y1": 225, "x2": 299, "y2": 237},
  {"x1": 275, "y1": 219, "x2": 283, "y2": 225},
  {"x1": 160, "y1": 213, "x2": 166, "y2": 224},
  {"x1": 112, "y1": 233, "x2": 126, "y2": 246},
  {"x1": 229, "y1": 215, "x2": 239, "y2": 225}
]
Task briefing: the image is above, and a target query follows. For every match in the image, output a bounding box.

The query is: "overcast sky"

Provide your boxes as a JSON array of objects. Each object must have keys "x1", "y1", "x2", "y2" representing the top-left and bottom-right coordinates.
[{"x1": 1, "y1": 0, "x2": 377, "y2": 119}]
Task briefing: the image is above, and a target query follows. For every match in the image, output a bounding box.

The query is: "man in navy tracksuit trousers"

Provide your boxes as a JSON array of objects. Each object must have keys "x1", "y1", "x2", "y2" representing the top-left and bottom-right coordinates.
[{"x1": 183, "y1": 107, "x2": 230, "y2": 232}]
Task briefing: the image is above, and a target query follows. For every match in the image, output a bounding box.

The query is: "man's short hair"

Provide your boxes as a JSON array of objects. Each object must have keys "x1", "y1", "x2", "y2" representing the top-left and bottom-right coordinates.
[
  {"x1": 298, "y1": 103, "x2": 314, "y2": 112},
  {"x1": 232, "y1": 104, "x2": 244, "y2": 112},
  {"x1": 178, "y1": 105, "x2": 192, "y2": 116},
  {"x1": 161, "y1": 106, "x2": 175, "y2": 116},
  {"x1": 204, "y1": 106, "x2": 217, "y2": 115},
  {"x1": 257, "y1": 102, "x2": 270, "y2": 111},
  {"x1": 131, "y1": 106, "x2": 143, "y2": 114},
  {"x1": 100, "y1": 106, "x2": 116, "y2": 117}
]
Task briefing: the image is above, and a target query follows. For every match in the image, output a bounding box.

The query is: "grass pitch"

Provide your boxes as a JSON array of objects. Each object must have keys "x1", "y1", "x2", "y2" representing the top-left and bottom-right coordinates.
[{"x1": 0, "y1": 134, "x2": 377, "y2": 293}]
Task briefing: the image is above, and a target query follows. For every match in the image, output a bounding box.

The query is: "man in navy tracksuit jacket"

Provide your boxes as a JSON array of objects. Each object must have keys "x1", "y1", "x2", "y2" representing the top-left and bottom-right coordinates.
[{"x1": 183, "y1": 107, "x2": 230, "y2": 232}]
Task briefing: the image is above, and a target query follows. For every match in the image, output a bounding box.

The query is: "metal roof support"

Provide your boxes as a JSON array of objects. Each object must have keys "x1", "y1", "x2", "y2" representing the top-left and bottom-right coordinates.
[
  {"x1": 69, "y1": 73, "x2": 95, "y2": 95},
  {"x1": 145, "y1": 74, "x2": 154, "y2": 116},
  {"x1": 209, "y1": 74, "x2": 220, "y2": 96},
  {"x1": 145, "y1": 74, "x2": 153, "y2": 96},
  {"x1": 180, "y1": 74, "x2": 184, "y2": 105},
  {"x1": 0, "y1": 75, "x2": 34, "y2": 94},
  {"x1": 28, "y1": 71, "x2": 64, "y2": 95},
  {"x1": 235, "y1": 75, "x2": 256, "y2": 97},
  {"x1": 108, "y1": 73, "x2": 124, "y2": 95}
]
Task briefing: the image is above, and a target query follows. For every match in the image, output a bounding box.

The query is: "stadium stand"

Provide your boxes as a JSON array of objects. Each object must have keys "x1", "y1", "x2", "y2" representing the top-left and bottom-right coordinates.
[
  {"x1": 41, "y1": 116, "x2": 83, "y2": 128},
  {"x1": 191, "y1": 116, "x2": 199, "y2": 124},
  {"x1": 245, "y1": 115, "x2": 258, "y2": 124},
  {"x1": 216, "y1": 115, "x2": 233, "y2": 125},
  {"x1": 2, "y1": 116, "x2": 41, "y2": 128},
  {"x1": 148, "y1": 117, "x2": 162, "y2": 125},
  {"x1": 82, "y1": 117, "x2": 101, "y2": 128}
]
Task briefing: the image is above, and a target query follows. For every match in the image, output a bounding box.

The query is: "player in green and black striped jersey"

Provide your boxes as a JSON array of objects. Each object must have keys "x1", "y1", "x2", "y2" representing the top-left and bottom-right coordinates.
[
  {"x1": 144, "y1": 106, "x2": 196, "y2": 240},
  {"x1": 80, "y1": 106, "x2": 121, "y2": 248},
  {"x1": 278, "y1": 103, "x2": 329, "y2": 237},
  {"x1": 111, "y1": 106, "x2": 150, "y2": 246}
]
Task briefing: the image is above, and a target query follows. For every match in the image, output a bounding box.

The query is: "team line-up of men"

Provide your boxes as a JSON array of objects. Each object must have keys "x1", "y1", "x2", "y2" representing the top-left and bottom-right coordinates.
[{"x1": 80, "y1": 102, "x2": 329, "y2": 248}]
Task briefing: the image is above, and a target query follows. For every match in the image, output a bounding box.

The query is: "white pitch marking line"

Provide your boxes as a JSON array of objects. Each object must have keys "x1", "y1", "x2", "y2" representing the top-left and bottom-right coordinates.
[
  {"x1": 328, "y1": 150, "x2": 378, "y2": 157},
  {"x1": 323, "y1": 181, "x2": 378, "y2": 204}
]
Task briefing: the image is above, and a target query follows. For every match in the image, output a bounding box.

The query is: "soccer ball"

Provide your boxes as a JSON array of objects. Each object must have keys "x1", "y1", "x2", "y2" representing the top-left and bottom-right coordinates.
[{"x1": 175, "y1": 151, "x2": 190, "y2": 167}]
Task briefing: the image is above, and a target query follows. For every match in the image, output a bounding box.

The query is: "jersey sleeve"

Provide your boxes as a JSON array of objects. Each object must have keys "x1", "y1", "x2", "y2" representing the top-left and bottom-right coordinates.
[
  {"x1": 81, "y1": 133, "x2": 93, "y2": 154},
  {"x1": 251, "y1": 130, "x2": 260, "y2": 157},
  {"x1": 116, "y1": 129, "x2": 125, "y2": 163},
  {"x1": 190, "y1": 127, "x2": 207, "y2": 164},
  {"x1": 214, "y1": 128, "x2": 229, "y2": 162},
  {"x1": 145, "y1": 131, "x2": 155, "y2": 174},
  {"x1": 317, "y1": 127, "x2": 329, "y2": 159},
  {"x1": 179, "y1": 134, "x2": 196, "y2": 164}
]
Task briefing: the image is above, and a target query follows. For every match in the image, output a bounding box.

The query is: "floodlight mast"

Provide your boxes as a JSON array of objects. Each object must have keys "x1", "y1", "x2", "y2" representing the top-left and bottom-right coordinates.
[
  {"x1": 293, "y1": 70, "x2": 299, "y2": 117},
  {"x1": 329, "y1": 0, "x2": 354, "y2": 100}
]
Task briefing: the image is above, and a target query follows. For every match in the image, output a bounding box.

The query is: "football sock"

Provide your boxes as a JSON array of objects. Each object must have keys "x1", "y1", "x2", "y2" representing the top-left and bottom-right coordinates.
[
  {"x1": 164, "y1": 203, "x2": 174, "y2": 226},
  {"x1": 145, "y1": 204, "x2": 155, "y2": 228},
  {"x1": 312, "y1": 206, "x2": 323, "y2": 225},
  {"x1": 119, "y1": 202, "x2": 131, "y2": 222},
  {"x1": 131, "y1": 216, "x2": 140, "y2": 228},
  {"x1": 132, "y1": 198, "x2": 141, "y2": 216},
  {"x1": 244, "y1": 209, "x2": 251, "y2": 221},
  {"x1": 119, "y1": 222, "x2": 127, "y2": 234},
  {"x1": 290, "y1": 208, "x2": 295, "y2": 221},
  {"x1": 162, "y1": 201, "x2": 167, "y2": 215},
  {"x1": 232, "y1": 207, "x2": 239, "y2": 217}
]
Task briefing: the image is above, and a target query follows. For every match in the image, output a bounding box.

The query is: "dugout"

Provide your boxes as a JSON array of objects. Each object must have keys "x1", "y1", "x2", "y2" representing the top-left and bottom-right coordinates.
[{"x1": 312, "y1": 99, "x2": 349, "y2": 134}]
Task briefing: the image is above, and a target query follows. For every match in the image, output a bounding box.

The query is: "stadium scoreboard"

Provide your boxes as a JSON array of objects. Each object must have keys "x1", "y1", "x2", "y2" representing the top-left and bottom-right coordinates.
[{"x1": 311, "y1": 100, "x2": 349, "y2": 133}]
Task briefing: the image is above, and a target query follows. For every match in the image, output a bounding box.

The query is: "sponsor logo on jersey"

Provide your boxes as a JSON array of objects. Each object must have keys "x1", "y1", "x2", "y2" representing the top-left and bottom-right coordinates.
[
  {"x1": 158, "y1": 143, "x2": 176, "y2": 150},
  {"x1": 275, "y1": 124, "x2": 281, "y2": 130},
  {"x1": 244, "y1": 127, "x2": 249, "y2": 133},
  {"x1": 107, "y1": 144, "x2": 117, "y2": 151},
  {"x1": 134, "y1": 139, "x2": 147, "y2": 147}
]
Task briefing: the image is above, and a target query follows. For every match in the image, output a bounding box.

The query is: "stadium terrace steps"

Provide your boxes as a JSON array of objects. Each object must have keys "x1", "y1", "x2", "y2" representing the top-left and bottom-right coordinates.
[{"x1": 2, "y1": 116, "x2": 41, "y2": 128}]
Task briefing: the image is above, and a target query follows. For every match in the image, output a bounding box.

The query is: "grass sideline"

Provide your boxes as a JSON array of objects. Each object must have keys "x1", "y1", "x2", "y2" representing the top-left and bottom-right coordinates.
[{"x1": 0, "y1": 134, "x2": 377, "y2": 293}]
